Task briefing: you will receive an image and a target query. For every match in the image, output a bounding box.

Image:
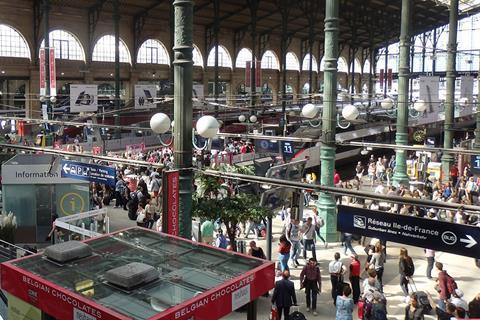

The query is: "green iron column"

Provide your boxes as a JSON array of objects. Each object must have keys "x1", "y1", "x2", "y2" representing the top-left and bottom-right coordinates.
[
  {"x1": 317, "y1": 0, "x2": 338, "y2": 242},
  {"x1": 113, "y1": 0, "x2": 121, "y2": 139},
  {"x1": 173, "y1": 0, "x2": 193, "y2": 239},
  {"x1": 442, "y1": 0, "x2": 459, "y2": 181},
  {"x1": 475, "y1": 57, "x2": 480, "y2": 148},
  {"x1": 391, "y1": 0, "x2": 411, "y2": 188}
]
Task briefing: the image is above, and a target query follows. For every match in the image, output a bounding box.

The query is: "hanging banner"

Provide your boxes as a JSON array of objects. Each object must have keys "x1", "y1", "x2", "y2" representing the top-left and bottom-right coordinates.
[
  {"x1": 70, "y1": 84, "x2": 98, "y2": 112},
  {"x1": 49, "y1": 47, "x2": 56, "y2": 96},
  {"x1": 192, "y1": 83, "x2": 204, "y2": 108},
  {"x1": 134, "y1": 84, "x2": 157, "y2": 109},
  {"x1": 379, "y1": 69, "x2": 384, "y2": 90},
  {"x1": 387, "y1": 68, "x2": 393, "y2": 89},
  {"x1": 125, "y1": 143, "x2": 145, "y2": 154},
  {"x1": 419, "y1": 76, "x2": 440, "y2": 111},
  {"x1": 256, "y1": 60, "x2": 262, "y2": 92},
  {"x1": 460, "y1": 76, "x2": 474, "y2": 105},
  {"x1": 245, "y1": 61, "x2": 251, "y2": 89},
  {"x1": 163, "y1": 170, "x2": 179, "y2": 236},
  {"x1": 39, "y1": 48, "x2": 46, "y2": 96}
]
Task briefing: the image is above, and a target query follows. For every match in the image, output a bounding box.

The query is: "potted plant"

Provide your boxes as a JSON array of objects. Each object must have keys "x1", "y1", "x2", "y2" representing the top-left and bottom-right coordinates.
[{"x1": 0, "y1": 212, "x2": 17, "y2": 244}]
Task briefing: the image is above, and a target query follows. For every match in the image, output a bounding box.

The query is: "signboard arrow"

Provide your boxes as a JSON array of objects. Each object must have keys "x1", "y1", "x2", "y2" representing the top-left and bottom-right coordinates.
[
  {"x1": 60, "y1": 159, "x2": 116, "y2": 187},
  {"x1": 337, "y1": 205, "x2": 480, "y2": 259},
  {"x1": 460, "y1": 235, "x2": 477, "y2": 248},
  {"x1": 62, "y1": 163, "x2": 70, "y2": 174}
]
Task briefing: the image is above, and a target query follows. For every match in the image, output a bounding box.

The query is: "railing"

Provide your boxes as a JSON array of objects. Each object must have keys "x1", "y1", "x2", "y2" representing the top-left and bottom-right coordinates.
[{"x1": 0, "y1": 239, "x2": 36, "y2": 261}]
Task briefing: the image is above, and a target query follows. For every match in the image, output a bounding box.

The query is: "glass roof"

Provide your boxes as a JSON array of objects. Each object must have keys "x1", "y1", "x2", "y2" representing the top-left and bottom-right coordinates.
[
  {"x1": 436, "y1": 0, "x2": 480, "y2": 12},
  {"x1": 12, "y1": 228, "x2": 265, "y2": 320}
]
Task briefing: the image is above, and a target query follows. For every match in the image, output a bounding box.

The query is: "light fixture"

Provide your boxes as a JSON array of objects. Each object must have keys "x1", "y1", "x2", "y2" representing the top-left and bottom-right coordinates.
[
  {"x1": 301, "y1": 103, "x2": 321, "y2": 119},
  {"x1": 50, "y1": 96, "x2": 57, "y2": 103},
  {"x1": 1, "y1": 70, "x2": 5, "y2": 74},
  {"x1": 196, "y1": 115, "x2": 220, "y2": 138},
  {"x1": 39, "y1": 96, "x2": 47, "y2": 103},
  {"x1": 342, "y1": 104, "x2": 359, "y2": 121},
  {"x1": 249, "y1": 115, "x2": 258, "y2": 123},
  {"x1": 110, "y1": 73, "x2": 113, "y2": 77},
  {"x1": 459, "y1": 97, "x2": 469, "y2": 107},
  {"x1": 360, "y1": 148, "x2": 369, "y2": 155},
  {"x1": 238, "y1": 115, "x2": 246, "y2": 122},
  {"x1": 413, "y1": 100, "x2": 427, "y2": 112},
  {"x1": 381, "y1": 97, "x2": 394, "y2": 109},
  {"x1": 61, "y1": 72, "x2": 65, "y2": 76},
  {"x1": 150, "y1": 113, "x2": 171, "y2": 134}
]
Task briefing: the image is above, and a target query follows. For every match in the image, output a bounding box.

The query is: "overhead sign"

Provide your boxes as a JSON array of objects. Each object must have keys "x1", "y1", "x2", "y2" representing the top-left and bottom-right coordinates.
[
  {"x1": 471, "y1": 155, "x2": 480, "y2": 174},
  {"x1": 163, "y1": 170, "x2": 179, "y2": 236},
  {"x1": 281, "y1": 141, "x2": 295, "y2": 161},
  {"x1": 134, "y1": 84, "x2": 157, "y2": 109},
  {"x1": 337, "y1": 205, "x2": 480, "y2": 258},
  {"x1": 2, "y1": 164, "x2": 82, "y2": 185},
  {"x1": 49, "y1": 47, "x2": 56, "y2": 96},
  {"x1": 39, "y1": 48, "x2": 46, "y2": 96},
  {"x1": 70, "y1": 84, "x2": 98, "y2": 113},
  {"x1": 60, "y1": 160, "x2": 116, "y2": 187}
]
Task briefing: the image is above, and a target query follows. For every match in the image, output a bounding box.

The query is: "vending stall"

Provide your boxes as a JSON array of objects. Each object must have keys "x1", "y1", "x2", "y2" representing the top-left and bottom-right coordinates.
[{"x1": 1, "y1": 227, "x2": 274, "y2": 320}]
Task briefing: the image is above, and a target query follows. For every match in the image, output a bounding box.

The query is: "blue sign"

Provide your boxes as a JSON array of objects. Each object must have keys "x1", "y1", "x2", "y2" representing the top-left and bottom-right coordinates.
[
  {"x1": 337, "y1": 205, "x2": 480, "y2": 259},
  {"x1": 61, "y1": 160, "x2": 116, "y2": 187},
  {"x1": 255, "y1": 139, "x2": 279, "y2": 153},
  {"x1": 471, "y1": 155, "x2": 480, "y2": 174},
  {"x1": 281, "y1": 141, "x2": 295, "y2": 160}
]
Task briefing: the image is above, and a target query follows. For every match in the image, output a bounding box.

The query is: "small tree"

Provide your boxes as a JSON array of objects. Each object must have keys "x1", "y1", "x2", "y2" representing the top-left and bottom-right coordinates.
[
  {"x1": 193, "y1": 165, "x2": 273, "y2": 251},
  {"x1": 0, "y1": 212, "x2": 17, "y2": 244}
]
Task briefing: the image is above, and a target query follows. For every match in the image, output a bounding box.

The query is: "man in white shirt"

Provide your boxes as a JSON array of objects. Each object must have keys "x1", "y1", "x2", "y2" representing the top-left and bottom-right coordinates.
[
  {"x1": 286, "y1": 218, "x2": 301, "y2": 267},
  {"x1": 328, "y1": 252, "x2": 345, "y2": 305},
  {"x1": 301, "y1": 217, "x2": 316, "y2": 261}
]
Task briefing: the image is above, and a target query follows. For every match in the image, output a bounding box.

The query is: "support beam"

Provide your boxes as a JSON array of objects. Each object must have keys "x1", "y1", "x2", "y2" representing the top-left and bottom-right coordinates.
[
  {"x1": 173, "y1": 0, "x2": 193, "y2": 239},
  {"x1": 317, "y1": 0, "x2": 339, "y2": 242},
  {"x1": 43, "y1": 0, "x2": 51, "y2": 119},
  {"x1": 213, "y1": 0, "x2": 220, "y2": 116},
  {"x1": 248, "y1": 0, "x2": 259, "y2": 112},
  {"x1": 113, "y1": 0, "x2": 121, "y2": 139},
  {"x1": 33, "y1": 0, "x2": 42, "y2": 63},
  {"x1": 392, "y1": 0, "x2": 411, "y2": 188},
  {"x1": 442, "y1": 0, "x2": 459, "y2": 182},
  {"x1": 87, "y1": 0, "x2": 108, "y2": 64}
]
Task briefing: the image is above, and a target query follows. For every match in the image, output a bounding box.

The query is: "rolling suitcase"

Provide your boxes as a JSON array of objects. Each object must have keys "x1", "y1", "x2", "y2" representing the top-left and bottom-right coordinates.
[
  {"x1": 408, "y1": 278, "x2": 432, "y2": 313},
  {"x1": 290, "y1": 306, "x2": 307, "y2": 320}
]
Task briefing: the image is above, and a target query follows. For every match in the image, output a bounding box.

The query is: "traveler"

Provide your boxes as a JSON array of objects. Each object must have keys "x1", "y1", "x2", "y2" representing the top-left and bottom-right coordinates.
[
  {"x1": 468, "y1": 292, "x2": 480, "y2": 318},
  {"x1": 286, "y1": 218, "x2": 301, "y2": 268},
  {"x1": 399, "y1": 248, "x2": 415, "y2": 301},
  {"x1": 349, "y1": 254, "x2": 361, "y2": 304},
  {"x1": 300, "y1": 258, "x2": 322, "y2": 316},
  {"x1": 343, "y1": 232, "x2": 357, "y2": 257},
  {"x1": 425, "y1": 249, "x2": 435, "y2": 279},
  {"x1": 434, "y1": 262, "x2": 454, "y2": 311},
  {"x1": 277, "y1": 234, "x2": 291, "y2": 272},
  {"x1": 404, "y1": 293, "x2": 424, "y2": 320},
  {"x1": 336, "y1": 283, "x2": 354, "y2": 320},
  {"x1": 426, "y1": 293, "x2": 459, "y2": 320},
  {"x1": 367, "y1": 242, "x2": 385, "y2": 290},
  {"x1": 200, "y1": 220, "x2": 214, "y2": 245},
  {"x1": 450, "y1": 289, "x2": 468, "y2": 312},
  {"x1": 215, "y1": 229, "x2": 228, "y2": 249},
  {"x1": 247, "y1": 240, "x2": 266, "y2": 259},
  {"x1": 329, "y1": 252, "x2": 345, "y2": 305},
  {"x1": 271, "y1": 270, "x2": 297, "y2": 320},
  {"x1": 301, "y1": 217, "x2": 316, "y2": 261}
]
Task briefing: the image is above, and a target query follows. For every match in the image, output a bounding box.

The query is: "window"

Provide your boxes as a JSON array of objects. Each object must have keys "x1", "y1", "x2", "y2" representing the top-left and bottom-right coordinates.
[
  {"x1": 301, "y1": 54, "x2": 318, "y2": 72},
  {"x1": 207, "y1": 45, "x2": 232, "y2": 68},
  {"x1": 40, "y1": 30, "x2": 85, "y2": 61},
  {"x1": 320, "y1": 56, "x2": 349, "y2": 73},
  {"x1": 192, "y1": 45, "x2": 203, "y2": 67},
  {"x1": 0, "y1": 24, "x2": 30, "y2": 59},
  {"x1": 235, "y1": 48, "x2": 253, "y2": 68},
  {"x1": 261, "y1": 50, "x2": 279, "y2": 70},
  {"x1": 285, "y1": 52, "x2": 300, "y2": 71},
  {"x1": 351, "y1": 58, "x2": 362, "y2": 73},
  {"x1": 363, "y1": 59, "x2": 371, "y2": 74},
  {"x1": 137, "y1": 39, "x2": 169, "y2": 65},
  {"x1": 92, "y1": 35, "x2": 131, "y2": 64}
]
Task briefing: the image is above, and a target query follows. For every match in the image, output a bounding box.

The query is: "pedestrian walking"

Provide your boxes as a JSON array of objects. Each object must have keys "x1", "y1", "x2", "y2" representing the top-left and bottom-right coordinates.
[
  {"x1": 329, "y1": 252, "x2": 345, "y2": 305},
  {"x1": 404, "y1": 293, "x2": 425, "y2": 320},
  {"x1": 424, "y1": 249, "x2": 435, "y2": 279},
  {"x1": 277, "y1": 234, "x2": 291, "y2": 272},
  {"x1": 271, "y1": 270, "x2": 297, "y2": 320},
  {"x1": 301, "y1": 217, "x2": 316, "y2": 261},
  {"x1": 367, "y1": 242, "x2": 385, "y2": 290},
  {"x1": 343, "y1": 232, "x2": 357, "y2": 256},
  {"x1": 300, "y1": 258, "x2": 322, "y2": 316},
  {"x1": 286, "y1": 218, "x2": 301, "y2": 268},
  {"x1": 349, "y1": 254, "x2": 361, "y2": 304},
  {"x1": 399, "y1": 248, "x2": 415, "y2": 302}
]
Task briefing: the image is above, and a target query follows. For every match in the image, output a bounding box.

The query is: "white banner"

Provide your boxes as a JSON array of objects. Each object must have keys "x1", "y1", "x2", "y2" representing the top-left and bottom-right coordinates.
[
  {"x1": 193, "y1": 84, "x2": 204, "y2": 108},
  {"x1": 419, "y1": 76, "x2": 440, "y2": 111},
  {"x1": 460, "y1": 76, "x2": 474, "y2": 104},
  {"x1": 134, "y1": 84, "x2": 157, "y2": 109},
  {"x1": 70, "y1": 84, "x2": 98, "y2": 113}
]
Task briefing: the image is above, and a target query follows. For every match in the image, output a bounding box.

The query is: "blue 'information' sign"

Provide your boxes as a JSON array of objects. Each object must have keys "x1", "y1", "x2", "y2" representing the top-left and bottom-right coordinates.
[
  {"x1": 337, "y1": 205, "x2": 480, "y2": 259},
  {"x1": 61, "y1": 160, "x2": 116, "y2": 187}
]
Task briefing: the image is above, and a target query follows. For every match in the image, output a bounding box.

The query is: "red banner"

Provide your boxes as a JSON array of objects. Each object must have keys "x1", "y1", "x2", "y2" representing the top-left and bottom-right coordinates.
[
  {"x1": 379, "y1": 69, "x2": 384, "y2": 90},
  {"x1": 0, "y1": 263, "x2": 130, "y2": 320},
  {"x1": 39, "y1": 48, "x2": 46, "y2": 96},
  {"x1": 245, "y1": 61, "x2": 251, "y2": 88},
  {"x1": 49, "y1": 48, "x2": 56, "y2": 96},
  {"x1": 387, "y1": 68, "x2": 393, "y2": 89},
  {"x1": 255, "y1": 60, "x2": 262, "y2": 90},
  {"x1": 163, "y1": 170, "x2": 179, "y2": 236}
]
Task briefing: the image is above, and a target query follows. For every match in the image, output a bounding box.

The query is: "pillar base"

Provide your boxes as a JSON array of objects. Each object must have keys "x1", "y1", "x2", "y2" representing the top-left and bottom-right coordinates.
[
  {"x1": 441, "y1": 153, "x2": 454, "y2": 183},
  {"x1": 392, "y1": 132, "x2": 410, "y2": 188},
  {"x1": 316, "y1": 194, "x2": 337, "y2": 242}
]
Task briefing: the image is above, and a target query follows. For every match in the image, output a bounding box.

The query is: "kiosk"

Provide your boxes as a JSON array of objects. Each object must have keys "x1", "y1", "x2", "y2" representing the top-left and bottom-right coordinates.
[
  {"x1": 1, "y1": 154, "x2": 89, "y2": 243},
  {"x1": 1, "y1": 227, "x2": 274, "y2": 320}
]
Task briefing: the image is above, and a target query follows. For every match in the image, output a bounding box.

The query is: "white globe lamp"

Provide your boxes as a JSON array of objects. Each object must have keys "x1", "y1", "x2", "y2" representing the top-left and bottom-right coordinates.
[
  {"x1": 238, "y1": 114, "x2": 246, "y2": 122},
  {"x1": 39, "y1": 95, "x2": 46, "y2": 103},
  {"x1": 459, "y1": 97, "x2": 469, "y2": 107},
  {"x1": 196, "y1": 115, "x2": 220, "y2": 138},
  {"x1": 50, "y1": 96, "x2": 57, "y2": 103},
  {"x1": 342, "y1": 104, "x2": 359, "y2": 121},
  {"x1": 150, "y1": 113, "x2": 171, "y2": 134},
  {"x1": 249, "y1": 115, "x2": 258, "y2": 123},
  {"x1": 413, "y1": 100, "x2": 427, "y2": 112},
  {"x1": 301, "y1": 103, "x2": 320, "y2": 119},
  {"x1": 381, "y1": 97, "x2": 394, "y2": 109}
]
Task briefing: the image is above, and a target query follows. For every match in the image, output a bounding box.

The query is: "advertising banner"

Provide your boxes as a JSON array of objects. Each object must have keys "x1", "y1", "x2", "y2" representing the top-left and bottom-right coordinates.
[
  {"x1": 245, "y1": 61, "x2": 251, "y2": 88},
  {"x1": 460, "y1": 76, "x2": 474, "y2": 105},
  {"x1": 60, "y1": 160, "x2": 116, "y2": 187},
  {"x1": 163, "y1": 170, "x2": 179, "y2": 236},
  {"x1": 337, "y1": 205, "x2": 480, "y2": 258},
  {"x1": 256, "y1": 60, "x2": 262, "y2": 92},
  {"x1": 39, "y1": 48, "x2": 46, "y2": 96},
  {"x1": 387, "y1": 68, "x2": 392, "y2": 89},
  {"x1": 419, "y1": 76, "x2": 440, "y2": 111},
  {"x1": 192, "y1": 83, "x2": 204, "y2": 105},
  {"x1": 70, "y1": 84, "x2": 98, "y2": 113},
  {"x1": 379, "y1": 69, "x2": 384, "y2": 90},
  {"x1": 134, "y1": 84, "x2": 157, "y2": 109},
  {"x1": 49, "y1": 48, "x2": 56, "y2": 97}
]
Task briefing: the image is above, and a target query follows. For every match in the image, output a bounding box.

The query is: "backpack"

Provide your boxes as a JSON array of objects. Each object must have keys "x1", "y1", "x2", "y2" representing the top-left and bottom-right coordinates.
[
  {"x1": 404, "y1": 258, "x2": 415, "y2": 277},
  {"x1": 445, "y1": 272, "x2": 458, "y2": 295},
  {"x1": 371, "y1": 302, "x2": 387, "y2": 320}
]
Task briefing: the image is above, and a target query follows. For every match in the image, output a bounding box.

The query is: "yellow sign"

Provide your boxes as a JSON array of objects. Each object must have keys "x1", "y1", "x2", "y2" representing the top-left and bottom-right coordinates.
[
  {"x1": 60, "y1": 192, "x2": 85, "y2": 216},
  {"x1": 7, "y1": 294, "x2": 41, "y2": 320}
]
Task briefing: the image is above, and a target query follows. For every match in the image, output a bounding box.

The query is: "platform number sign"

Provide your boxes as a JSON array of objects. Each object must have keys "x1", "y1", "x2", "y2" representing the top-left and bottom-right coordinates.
[
  {"x1": 281, "y1": 141, "x2": 295, "y2": 160},
  {"x1": 471, "y1": 155, "x2": 480, "y2": 174}
]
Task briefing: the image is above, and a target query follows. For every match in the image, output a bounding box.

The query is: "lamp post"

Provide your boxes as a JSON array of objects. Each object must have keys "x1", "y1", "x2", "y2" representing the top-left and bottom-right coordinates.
[
  {"x1": 317, "y1": 0, "x2": 339, "y2": 242},
  {"x1": 391, "y1": 0, "x2": 411, "y2": 188},
  {"x1": 173, "y1": 0, "x2": 194, "y2": 239},
  {"x1": 442, "y1": 0, "x2": 459, "y2": 182}
]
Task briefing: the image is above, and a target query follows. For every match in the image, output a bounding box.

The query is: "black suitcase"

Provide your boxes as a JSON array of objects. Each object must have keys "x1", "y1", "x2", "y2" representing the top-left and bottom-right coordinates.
[
  {"x1": 408, "y1": 278, "x2": 432, "y2": 313},
  {"x1": 290, "y1": 306, "x2": 307, "y2": 320}
]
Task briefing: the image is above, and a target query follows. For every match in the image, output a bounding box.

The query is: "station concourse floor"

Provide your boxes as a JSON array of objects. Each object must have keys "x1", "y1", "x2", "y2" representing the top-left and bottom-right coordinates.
[{"x1": 105, "y1": 204, "x2": 480, "y2": 320}]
